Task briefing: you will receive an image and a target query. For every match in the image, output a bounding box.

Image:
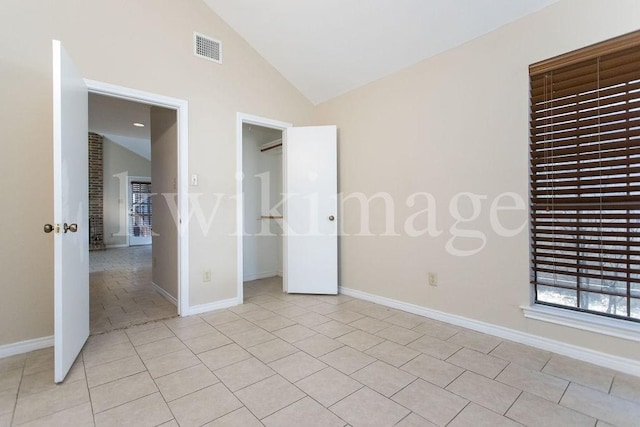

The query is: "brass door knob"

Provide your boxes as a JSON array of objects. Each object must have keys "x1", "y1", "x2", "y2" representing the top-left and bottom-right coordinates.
[
  {"x1": 44, "y1": 224, "x2": 54, "y2": 233},
  {"x1": 63, "y1": 223, "x2": 78, "y2": 233}
]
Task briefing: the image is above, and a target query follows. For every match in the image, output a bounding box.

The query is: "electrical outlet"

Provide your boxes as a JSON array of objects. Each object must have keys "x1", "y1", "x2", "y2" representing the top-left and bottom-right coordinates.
[
  {"x1": 203, "y1": 269, "x2": 211, "y2": 282},
  {"x1": 428, "y1": 272, "x2": 438, "y2": 287}
]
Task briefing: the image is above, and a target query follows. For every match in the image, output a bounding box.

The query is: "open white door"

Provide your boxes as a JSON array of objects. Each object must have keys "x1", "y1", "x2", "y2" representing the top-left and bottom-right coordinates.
[
  {"x1": 52, "y1": 40, "x2": 89, "y2": 383},
  {"x1": 283, "y1": 126, "x2": 338, "y2": 294}
]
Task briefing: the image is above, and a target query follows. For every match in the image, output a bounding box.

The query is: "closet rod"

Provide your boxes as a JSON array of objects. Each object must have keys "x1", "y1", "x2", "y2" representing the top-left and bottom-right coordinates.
[
  {"x1": 259, "y1": 215, "x2": 283, "y2": 220},
  {"x1": 260, "y1": 143, "x2": 282, "y2": 153}
]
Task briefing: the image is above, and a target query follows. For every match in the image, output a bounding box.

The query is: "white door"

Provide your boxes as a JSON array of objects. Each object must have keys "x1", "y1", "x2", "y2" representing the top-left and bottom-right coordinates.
[
  {"x1": 128, "y1": 178, "x2": 153, "y2": 246},
  {"x1": 52, "y1": 40, "x2": 89, "y2": 383},
  {"x1": 283, "y1": 126, "x2": 338, "y2": 294}
]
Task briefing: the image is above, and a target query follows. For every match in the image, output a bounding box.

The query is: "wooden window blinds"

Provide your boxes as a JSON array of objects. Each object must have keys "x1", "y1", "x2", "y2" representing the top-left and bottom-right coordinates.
[{"x1": 529, "y1": 30, "x2": 640, "y2": 321}]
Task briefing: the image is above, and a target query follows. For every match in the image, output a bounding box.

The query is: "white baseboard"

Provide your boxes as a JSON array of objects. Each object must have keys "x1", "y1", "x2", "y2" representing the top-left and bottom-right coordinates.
[
  {"x1": 339, "y1": 286, "x2": 640, "y2": 377},
  {"x1": 105, "y1": 244, "x2": 128, "y2": 249},
  {"x1": 0, "y1": 335, "x2": 54, "y2": 359},
  {"x1": 244, "y1": 271, "x2": 279, "y2": 282},
  {"x1": 185, "y1": 297, "x2": 239, "y2": 316},
  {"x1": 152, "y1": 282, "x2": 177, "y2": 306}
]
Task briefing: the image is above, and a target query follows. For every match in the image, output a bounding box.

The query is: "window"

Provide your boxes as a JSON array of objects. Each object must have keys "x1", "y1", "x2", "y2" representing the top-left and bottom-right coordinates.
[
  {"x1": 529, "y1": 31, "x2": 640, "y2": 321},
  {"x1": 130, "y1": 181, "x2": 153, "y2": 238}
]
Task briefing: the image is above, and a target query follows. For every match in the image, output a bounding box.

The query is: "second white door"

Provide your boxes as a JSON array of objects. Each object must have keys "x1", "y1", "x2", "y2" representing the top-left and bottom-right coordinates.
[{"x1": 283, "y1": 125, "x2": 338, "y2": 295}]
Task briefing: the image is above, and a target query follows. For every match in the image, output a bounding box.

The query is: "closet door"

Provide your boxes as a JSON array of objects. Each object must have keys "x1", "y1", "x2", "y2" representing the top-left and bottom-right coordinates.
[{"x1": 283, "y1": 125, "x2": 338, "y2": 294}]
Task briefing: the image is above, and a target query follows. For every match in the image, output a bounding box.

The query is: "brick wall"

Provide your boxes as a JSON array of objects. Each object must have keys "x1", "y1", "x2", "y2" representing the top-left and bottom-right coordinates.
[{"x1": 88, "y1": 132, "x2": 105, "y2": 250}]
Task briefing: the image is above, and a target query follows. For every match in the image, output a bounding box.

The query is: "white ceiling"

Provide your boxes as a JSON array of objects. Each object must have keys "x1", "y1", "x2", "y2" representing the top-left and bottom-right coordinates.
[
  {"x1": 89, "y1": 93, "x2": 151, "y2": 160},
  {"x1": 203, "y1": 0, "x2": 559, "y2": 104}
]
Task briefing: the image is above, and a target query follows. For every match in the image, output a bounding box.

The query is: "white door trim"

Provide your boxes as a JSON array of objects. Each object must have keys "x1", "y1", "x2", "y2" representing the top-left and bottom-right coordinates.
[
  {"x1": 236, "y1": 113, "x2": 292, "y2": 304},
  {"x1": 86, "y1": 79, "x2": 189, "y2": 316}
]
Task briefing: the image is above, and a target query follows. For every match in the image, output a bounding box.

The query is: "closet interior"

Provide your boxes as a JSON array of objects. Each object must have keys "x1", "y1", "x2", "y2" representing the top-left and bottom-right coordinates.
[{"x1": 242, "y1": 124, "x2": 284, "y2": 283}]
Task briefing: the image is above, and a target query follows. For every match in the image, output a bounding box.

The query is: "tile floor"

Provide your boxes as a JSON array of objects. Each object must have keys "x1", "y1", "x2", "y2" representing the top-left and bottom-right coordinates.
[
  {"x1": 89, "y1": 247, "x2": 177, "y2": 334},
  {"x1": 1, "y1": 276, "x2": 640, "y2": 426}
]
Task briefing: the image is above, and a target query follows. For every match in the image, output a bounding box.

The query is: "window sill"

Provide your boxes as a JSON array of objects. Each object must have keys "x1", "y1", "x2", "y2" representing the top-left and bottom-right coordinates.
[{"x1": 521, "y1": 304, "x2": 640, "y2": 343}]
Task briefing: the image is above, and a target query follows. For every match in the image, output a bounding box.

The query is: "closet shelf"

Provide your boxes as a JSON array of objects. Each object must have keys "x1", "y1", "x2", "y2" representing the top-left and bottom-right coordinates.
[{"x1": 260, "y1": 138, "x2": 283, "y2": 152}]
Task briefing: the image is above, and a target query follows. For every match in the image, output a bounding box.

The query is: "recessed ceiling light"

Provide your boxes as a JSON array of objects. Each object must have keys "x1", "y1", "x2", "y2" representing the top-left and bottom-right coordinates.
[{"x1": 133, "y1": 122, "x2": 145, "y2": 127}]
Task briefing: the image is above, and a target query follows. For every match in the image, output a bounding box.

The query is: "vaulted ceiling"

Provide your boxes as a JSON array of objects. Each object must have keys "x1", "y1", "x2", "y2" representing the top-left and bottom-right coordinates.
[
  {"x1": 203, "y1": 0, "x2": 559, "y2": 104},
  {"x1": 88, "y1": 94, "x2": 152, "y2": 160}
]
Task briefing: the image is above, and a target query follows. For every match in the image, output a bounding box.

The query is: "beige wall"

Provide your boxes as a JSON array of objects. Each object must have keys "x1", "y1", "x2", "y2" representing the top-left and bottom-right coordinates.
[
  {"x1": 314, "y1": 0, "x2": 640, "y2": 360},
  {"x1": 151, "y1": 107, "x2": 179, "y2": 299},
  {"x1": 0, "y1": 0, "x2": 313, "y2": 346},
  {"x1": 102, "y1": 138, "x2": 151, "y2": 247}
]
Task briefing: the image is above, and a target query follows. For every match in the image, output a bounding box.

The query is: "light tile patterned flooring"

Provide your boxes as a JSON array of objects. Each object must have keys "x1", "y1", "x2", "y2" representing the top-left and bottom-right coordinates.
[
  {"x1": 90, "y1": 246, "x2": 177, "y2": 334},
  {"x1": 1, "y1": 276, "x2": 640, "y2": 425}
]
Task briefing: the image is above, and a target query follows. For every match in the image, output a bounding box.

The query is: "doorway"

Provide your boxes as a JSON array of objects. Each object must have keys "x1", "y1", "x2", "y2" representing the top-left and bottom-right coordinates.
[
  {"x1": 236, "y1": 114, "x2": 291, "y2": 303},
  {"x1": 241, "y1": 123, "x2": 285, "y2": 301},
  {"x1": 52, "y1": 42, "x2": 190, "y2": 382},
  {"x1": 88, "y1": 93, "x2": 178, "y2": 334},
  {"x1": 236, "y1": 114, "x2": 339, "y2": 302},
  {"x1": 85, "y1": 85, "x2": 188, "y2": 333}
]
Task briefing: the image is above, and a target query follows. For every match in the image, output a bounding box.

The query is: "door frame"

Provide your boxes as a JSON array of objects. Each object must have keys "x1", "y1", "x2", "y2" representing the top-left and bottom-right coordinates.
[
  {"x1": 236, "y1": 113, "x2": 291, "y2": 303},
  {"x1": 127, "y1": 175, "x2": 152, "y2": 247},
  {"x1": 87, "y1": 79, "x2": 190, "y2": 316}
]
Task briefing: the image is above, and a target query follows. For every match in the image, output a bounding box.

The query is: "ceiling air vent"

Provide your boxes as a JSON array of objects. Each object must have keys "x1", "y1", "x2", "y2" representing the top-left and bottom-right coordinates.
[{"x1": 194, "y1": 32, "x2": 222, "y2": 64}]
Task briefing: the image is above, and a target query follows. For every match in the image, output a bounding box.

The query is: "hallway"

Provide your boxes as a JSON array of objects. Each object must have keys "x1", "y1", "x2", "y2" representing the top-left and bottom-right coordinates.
[{"x1": 89, "y1": 247, "x2": 177, "y2": 334}]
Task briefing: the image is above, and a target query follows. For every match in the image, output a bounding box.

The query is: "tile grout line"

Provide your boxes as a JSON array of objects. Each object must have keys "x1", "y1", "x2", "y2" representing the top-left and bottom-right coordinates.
[
  {"x1": 502, "y1": 390, "x2": 524, "y2": 421},
  {"x1": 8, "y1": 357, "x2": 26, "y2": 427},
  {"x1": 492, "y1": 360, "x2": 513, "y2": 380},
  {"x1": 264, "y1": 376, "x2": 351, "y2": 426},
  {"x1": 234, "y1": 300, "x2": 378, "y2": 424},
  {"x1": 156, "y1": 315, "x2": 263, "y2": 425},
  {"x1": 87, "y1": 331, "x2": 166, "y2": 423},
  {"x1": 393, "y1": 411, "x2": 414, "y2": 426},
  {"x1": 80, "y1": 352, "x2": 98, "y2": 427},
  {"x1": 12, "y1": 356, "x2": 87, "y2": 425},
  {"x1": 607, "y1": 374, "x2": 615, "y2": 394},
  {"x1": 443, "y1": 401, "x2": 472, "y2": 427},
  {"x1": 257, "y1": 393, "x2": 307, "y2": 422}
]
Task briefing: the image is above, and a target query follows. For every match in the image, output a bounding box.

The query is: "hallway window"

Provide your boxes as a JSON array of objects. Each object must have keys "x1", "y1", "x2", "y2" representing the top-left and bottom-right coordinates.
[{"x1": 131, "y1": 181, "x2": 153, "y2": 238}]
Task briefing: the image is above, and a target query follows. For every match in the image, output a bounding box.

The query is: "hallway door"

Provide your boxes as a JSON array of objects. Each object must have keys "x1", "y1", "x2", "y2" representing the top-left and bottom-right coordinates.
[{"x1": 52, "y1": 40, "x2": 89, "y2": 383}]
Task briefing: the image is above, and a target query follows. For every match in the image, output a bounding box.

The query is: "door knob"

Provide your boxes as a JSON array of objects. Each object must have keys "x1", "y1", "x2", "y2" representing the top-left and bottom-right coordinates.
[
  {"x1": 44, "y1": 224, "x2": 55, "y2": 233},
  {"x1": 328, "y1": 215, "x2": 335, "y2": 221},
  {"x1": 63, "y1": 223, "x2": 78, "y2": 233}
]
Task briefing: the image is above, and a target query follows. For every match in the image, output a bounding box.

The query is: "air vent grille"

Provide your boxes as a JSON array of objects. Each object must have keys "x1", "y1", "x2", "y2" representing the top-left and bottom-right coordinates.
[{"x1": 194, "y1": 32, "x2": 222, "y2": 64}]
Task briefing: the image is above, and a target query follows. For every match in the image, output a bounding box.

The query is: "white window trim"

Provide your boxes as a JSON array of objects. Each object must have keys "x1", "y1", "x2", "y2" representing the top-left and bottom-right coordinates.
[{"x1": 521, "y1": 304, "x2": 640, "y2": 343}]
